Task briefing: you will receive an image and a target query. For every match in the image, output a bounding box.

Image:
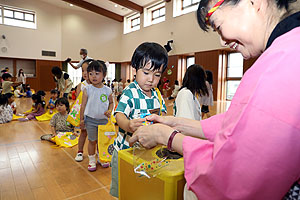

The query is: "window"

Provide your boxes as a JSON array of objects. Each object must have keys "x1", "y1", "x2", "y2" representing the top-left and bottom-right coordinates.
[
  {"x1": 173, "y1": 0, "x2": 200, "y2": 17},
  {"x1": 107, "y1": 63, "x2": 115, "y2": 82},
  {"x1": 186, "y1": 56, "x2": 195, "y2": 68},
  {"x1": 124, "y1": 13, "x2": 140, "y2": 34},
  {"x1": 144, "y1": 1, "x2": 165, "y2": 27},
  {"x1": 226, "y1": 53, "x2": 243, "y2": 100},
  {"x1": 68, "y1": 62, "x2": 82, "y2": 87},
  {"x1": 131, "y1": 17, "x2": 140, "y2": 29},
  {"x1": 0, "y1": 4, "x2": 36, "y2": 29}
]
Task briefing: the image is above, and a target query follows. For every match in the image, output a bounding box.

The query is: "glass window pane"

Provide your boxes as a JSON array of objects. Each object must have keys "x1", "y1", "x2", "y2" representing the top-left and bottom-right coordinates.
[
  {"x1": 226, "y1": 80, "x2": 241, "y2": 100},
  {"x1": 4, "y1": 9, "x2": 13, "y2": 18},
  {"x1": 227, "y1": 53, "x2": 243, "y2": 77},
  {"x1": 160, "y1": 7, "x2": 165, "y2": 16},
  {"x1": 186, "y1": 57, "x2": 195, "y2": 68},
  {"x1": 25, "y1": 13, "x2": 34, "y2": 21},
  {"x1": 183, "y1": 0, "x2": 192, "y2": 7},
  {"x1": 137, "y1": 18, "x2": 140, "y2": 24},
  {"x1": 153, "y1": 10, "x2": 159, "y2": 18},
  {"x1": 0, "y1": 8, "x2": 2, "y2": 17},
  {"x1": 192, "y1": 0, "x2": 200, "y2": 3},
  {"x1": 15, "y1": 11, "x2": 24, "y2": 20}
]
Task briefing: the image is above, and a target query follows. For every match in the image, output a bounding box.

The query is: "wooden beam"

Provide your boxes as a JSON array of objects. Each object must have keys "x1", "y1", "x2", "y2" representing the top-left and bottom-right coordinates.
[
  {"x1": 109, "y1": 0, "x2": 143, "y2": 13},
  {"x1": 62, "y1": 0, "x2": 123, "y2": 22}
]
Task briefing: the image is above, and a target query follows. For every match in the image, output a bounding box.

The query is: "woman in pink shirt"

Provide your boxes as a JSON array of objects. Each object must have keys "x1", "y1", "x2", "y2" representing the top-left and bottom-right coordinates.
[{"x1": 129, "y1": 0, "x2": 300, "y2": 199}]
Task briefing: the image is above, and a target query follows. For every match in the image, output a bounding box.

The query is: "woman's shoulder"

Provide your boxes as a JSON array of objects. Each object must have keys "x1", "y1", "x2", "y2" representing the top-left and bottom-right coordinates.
[{"x1": 178, "y1": 87, "x2": 193, "y2": 96}]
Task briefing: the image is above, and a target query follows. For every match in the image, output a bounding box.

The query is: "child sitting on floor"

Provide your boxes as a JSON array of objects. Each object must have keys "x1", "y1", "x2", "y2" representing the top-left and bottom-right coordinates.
[
  {"x1": 5, "y1": 93, "x2": 17, "y2": 114},
  {"x1": 19, "y1": 94, "x2": 45, "y2": 121},
  {"x1": 0, "y1": 94, "x2": 13, "y2": 124},
  {"x1": 14, "y1": 86, "x2": 25, "y2": 98},
  {"x1": 47, "y1": 89, "x2": 59, "y2": 114},
  {"x1": 40, "y1": 97, "x2": 74, "y2": 142}
]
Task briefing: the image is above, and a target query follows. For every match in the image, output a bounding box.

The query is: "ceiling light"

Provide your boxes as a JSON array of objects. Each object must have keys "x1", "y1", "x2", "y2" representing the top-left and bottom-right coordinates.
[
  {"x1": 114, "y1": 4, "x2": 118, "y2": 7},
  {"x1": 70, "y1": 4, "x2": 73, "y2": 6}
]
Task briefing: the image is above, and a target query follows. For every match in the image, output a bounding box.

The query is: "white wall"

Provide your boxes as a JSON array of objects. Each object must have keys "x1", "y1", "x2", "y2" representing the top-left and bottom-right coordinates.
[
  {"x1": 61, "y1": 9, "x2": 122, "y2": 62},
  {"x1": 0, "y1": 0, "x2": 62, "y2": 60},
  {"x1": 120, "y1": 2, "x2": 223, "y2": 61}
]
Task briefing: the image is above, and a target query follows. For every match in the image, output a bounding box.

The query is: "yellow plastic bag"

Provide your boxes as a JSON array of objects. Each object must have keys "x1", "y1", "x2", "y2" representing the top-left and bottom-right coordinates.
[
  {"x1": 12, "y1": 114, "x2": 22, "y2": 121},
  {"x1": 36, "y1": 109, "x2": 58, "y2": 122},
  {"x1": 24, "y1": 107, "x2": 33, "y2": 114},
  {"x1": 51, "y1": 132, "x2": 78, "y2": 148},
  {"x1": 67, "y1": 91, "x2": 82, "y2": 127},
  {"x1": 98, "y1": 119, "x2": 116, "y2": 163}
]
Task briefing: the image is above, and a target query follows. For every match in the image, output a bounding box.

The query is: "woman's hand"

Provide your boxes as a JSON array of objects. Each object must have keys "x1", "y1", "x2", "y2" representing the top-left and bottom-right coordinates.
[
  {"x1": 145, "y1": 114, "x2": 178, "y2": 128},
  {"x1": 129, "y1": 123, "x2": 174, "y2": 149},
  {"x1": 128, "y1": 118, "x2": 145, "y2": 133}
]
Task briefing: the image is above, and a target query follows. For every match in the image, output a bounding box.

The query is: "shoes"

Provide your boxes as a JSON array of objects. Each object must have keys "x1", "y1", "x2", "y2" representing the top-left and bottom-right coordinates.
[
  {"x1": 100, "y1": 162, "x2": 110, "y2": 168},
  {"x1": 75, "y1": 152, "x2": 83, "y2": 162},
  {"x1": 18, "y1": 118, "x2": 28, "y2": 122},
  {"x1": 88, "y1": 155, "x2": 97, "y2": 172}
]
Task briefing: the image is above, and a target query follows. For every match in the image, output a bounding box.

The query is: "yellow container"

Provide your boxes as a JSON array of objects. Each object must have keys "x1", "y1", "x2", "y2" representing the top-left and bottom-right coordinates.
[{"x1": 118, "y1": 145, "x2": 185, "y2": 200}]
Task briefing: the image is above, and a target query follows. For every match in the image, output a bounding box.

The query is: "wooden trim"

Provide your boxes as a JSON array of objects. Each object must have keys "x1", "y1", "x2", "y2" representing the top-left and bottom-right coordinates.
[
  {"x1": 226, "y1": 77, "x2": 242, "y2": 81},
  {"x1": 109, "y1": 0, "x2": 143, "y2": 13},
  {"x1": 61, "y1": 0, "x2": 123, "y2": 22}
]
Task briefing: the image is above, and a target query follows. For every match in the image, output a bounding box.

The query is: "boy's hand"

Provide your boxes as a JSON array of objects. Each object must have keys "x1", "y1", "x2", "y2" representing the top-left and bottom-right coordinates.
[
  {"x1": 104, "y1": 110, "x2": 111, "y2": 118},
  {"x1": 80, "y1": 120, "x2": 85, "y2": 129},
  {"x1": 128, "y1": 118, "x2": 146, "y2": 133}
]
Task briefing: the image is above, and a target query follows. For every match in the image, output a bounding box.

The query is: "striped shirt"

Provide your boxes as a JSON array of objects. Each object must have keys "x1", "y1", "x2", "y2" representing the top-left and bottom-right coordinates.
[{"x1": 113, "y1": 80, "x2": 167, "y2": 151}]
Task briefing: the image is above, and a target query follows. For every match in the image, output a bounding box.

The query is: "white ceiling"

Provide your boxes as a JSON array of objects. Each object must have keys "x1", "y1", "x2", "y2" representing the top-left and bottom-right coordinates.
[{"x1": 40, "y1": 0, "x2": 158, "y2": 16}]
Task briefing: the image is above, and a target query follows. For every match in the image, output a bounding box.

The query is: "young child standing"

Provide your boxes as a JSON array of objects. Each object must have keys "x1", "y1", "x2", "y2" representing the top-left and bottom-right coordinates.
[
  {"x1": 74, "y1": 59, "x2": 93, "y2": 162},
  {"x1": 1, "y1": 73, "x2": 21, "y2": 94},
  {"x1": 80, "y1": 60, "x2": 113, "y2": 171},
  {"x1": 0, "y1": 94, "x2": 13, "y2": 124},
  {"x1": 110, "y1": 42, "x2": 168, "y2": 197},
  {"x1": 19, "y1": 94, "x2": 45, "y2": 121}
]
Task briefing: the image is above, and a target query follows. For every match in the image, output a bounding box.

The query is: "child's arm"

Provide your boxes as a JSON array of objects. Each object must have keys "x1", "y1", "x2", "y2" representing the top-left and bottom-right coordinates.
[
  {"x1": 76, "y1": 83, "x2": 81, "y2": 97},
  {"x1": 31, "y1": 103, "x2": 41, "y2": 113},
  {"x1": 104, "y1": 94, "x2": 114, "y2": 118},
  {"x1": 115, "y1": 113, "x2": 145, "y2": 133},
  {"x1": 80, "y1": 89, "x2": 88, "y2": 129}
]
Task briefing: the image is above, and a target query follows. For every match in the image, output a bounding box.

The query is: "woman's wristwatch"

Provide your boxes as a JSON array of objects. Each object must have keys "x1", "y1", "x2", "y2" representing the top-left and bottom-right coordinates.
[{"x1": 167, "y1": 130, "x2": 180, "y2": 151}]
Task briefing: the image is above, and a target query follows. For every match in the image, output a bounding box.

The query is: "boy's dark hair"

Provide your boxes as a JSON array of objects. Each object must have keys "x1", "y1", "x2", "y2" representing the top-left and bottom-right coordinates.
[
  {"x1": 205, "y1": 70, "x2": 213, "y2": 84},
  {"x1": 5, "y1": 93, "x2": 13, "y2": 99},
  {"x1": 0, "y1": 94, "x2": 9, "y2": 106},
  {"x1": 181, "y1": 64, "x2": 209, "y2": 97},
  {"x1": 32, "y1": 94, "x2": 44, "y2": 108},
  {"x1": 37, "y1": 90, "x2": 46, "y2": 97},
  {"x1": 50, "y1": 89, "x2": 59, "y2": 95},
  {"x1": 127, "y1": 79, "x2": 130, "y2": 83},
  {"x1": 131, "y1": 42, "x2": 168, "y2": 72},
  {"x1": 55, "y1": 97, "x2": 70, "y2": 112},
  {"x1": 175, "y1": 80, "x2": 179, "y2": 85},
  {"x1": 51, "y1": 66, "x2": 62, "y2": 77},
  {"x1": 117, "y1": 94, "x2": 122, "y2": 102},
  {"x1": 2, "y1": 73, "x2": 12, "y2": 80},
  {"x1": 87, "y1": 60, "x2": 107, "y2": 75}
]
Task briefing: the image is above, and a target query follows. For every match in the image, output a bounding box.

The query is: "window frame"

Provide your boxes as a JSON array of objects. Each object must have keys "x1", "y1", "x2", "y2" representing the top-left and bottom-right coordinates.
[
  {"x1": 130, "y1": 16, "x2": 140, "y2": 29},
  {"x1": 151, "y1": 6, "x2": 165, "y2": 21},
  {"x1": 181, "y1": 0, "x2": 200, "y2": 10}
]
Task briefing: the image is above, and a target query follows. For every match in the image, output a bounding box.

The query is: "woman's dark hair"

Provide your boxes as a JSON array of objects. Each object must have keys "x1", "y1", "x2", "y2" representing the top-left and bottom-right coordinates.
[
  {"x1": 131, "y1": 42, "x2": 168, "y2": 72},
  {"x1": 175, "y1": 80, "x2": 179, "y2": 85},
  {"x1": 197, "y1": 0, "x2": 292, "y2": 31},
  {"x1": 87, "y1": 60, "x2": 107, "y2": 75},
  {"x1": 181, "y1": 64, "x2": 209, "y2": 96},
  {"x1": 206, "y1": 70, "x2": 213, "y2": 84},
  {"x1": 0, "y1": 94, "x2": 8, "y2": 106},
  {"x1": 55, "y1": 97, "x2": 70, "y2": 112},
  {"x1": 5, "y1": 93, "x2": 13, "y2": 99},
  {"x1": 119, "y1": 79, "x2": 122, "y2": 82},
  {"x1": 37, "y1": 90, "x2": 46, "y2": 97},
  {"x1": 32, "y1": 94, "x2": 44, "y2": 108},
  {"x1": 127, "y1": 79, "x2": 130, "y2": 83},
  {"x1": 51, "y1": 66, "x2": 62, "y2": 78},
  {"x1": 2, "y1": 73, "x2": 12, "y2": 80},
  {"x1": 18, "y1": 69, "x2": 24, "y2": 77}
]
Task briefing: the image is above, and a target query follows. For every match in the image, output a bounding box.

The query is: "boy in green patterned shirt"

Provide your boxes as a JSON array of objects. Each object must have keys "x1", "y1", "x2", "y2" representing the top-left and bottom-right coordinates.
[{"x1": 110, "y1": 42, "x2": 168, "y2": 197}]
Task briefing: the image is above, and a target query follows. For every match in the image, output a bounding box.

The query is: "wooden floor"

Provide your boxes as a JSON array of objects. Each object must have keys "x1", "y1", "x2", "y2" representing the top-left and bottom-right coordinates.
[{"x1": 0, "y1": 94, "x2": 230, "y2": 200}]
